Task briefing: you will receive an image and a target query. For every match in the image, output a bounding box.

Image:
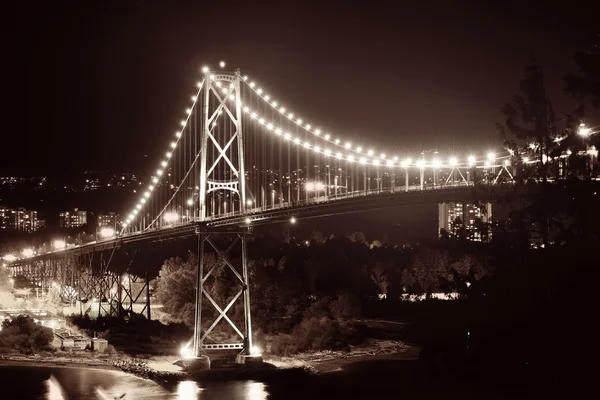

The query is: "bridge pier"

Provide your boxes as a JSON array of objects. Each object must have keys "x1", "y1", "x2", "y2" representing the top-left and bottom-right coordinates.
[{"x1": 192, "y1": 226, "x2": 261, "y2": 368}]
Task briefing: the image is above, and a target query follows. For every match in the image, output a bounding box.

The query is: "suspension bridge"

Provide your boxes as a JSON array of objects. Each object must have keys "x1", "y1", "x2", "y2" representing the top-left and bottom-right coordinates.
[{"x1": 4, "y1": 64, "x2": 517, "y2": 365}]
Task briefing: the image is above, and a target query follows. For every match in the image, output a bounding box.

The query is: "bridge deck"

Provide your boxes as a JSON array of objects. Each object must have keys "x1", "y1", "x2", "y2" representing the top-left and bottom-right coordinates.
[{"x1": 7, "y1": 182, "x2": 508, "y2": 265}]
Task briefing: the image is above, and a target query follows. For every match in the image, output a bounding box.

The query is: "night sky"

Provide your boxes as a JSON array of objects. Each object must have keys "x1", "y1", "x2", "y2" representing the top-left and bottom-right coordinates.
[{"x1": 9, "y1": 0, "x2": 599, "y2": 176}]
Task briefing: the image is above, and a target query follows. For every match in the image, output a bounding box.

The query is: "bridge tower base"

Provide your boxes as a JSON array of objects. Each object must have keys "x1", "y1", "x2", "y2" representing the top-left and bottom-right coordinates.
[{"x1": 192, "y1": 227, "x2": 260, "y2": 368}]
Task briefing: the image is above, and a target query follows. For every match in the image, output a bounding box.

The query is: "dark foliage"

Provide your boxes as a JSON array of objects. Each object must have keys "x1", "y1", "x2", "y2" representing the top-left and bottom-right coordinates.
[{"x1": 0, "y1": 315, "x2": 55, "y2": 354}]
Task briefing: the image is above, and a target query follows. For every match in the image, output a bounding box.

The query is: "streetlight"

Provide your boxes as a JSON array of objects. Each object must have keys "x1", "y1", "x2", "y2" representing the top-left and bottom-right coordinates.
[
  {"x1": 2, "y1": 254, "x2": 17, "y2": 262},
  {"x1": 420, "y1": 149, "x2": 438, "y2": 190},
  {"x1": 432, "y1": 159, "x2": 441, "y2": 186},
  {"x1": 401, "y1": 158, "x2": 411, "y2": 192},
  {"x1": 487, "y1": 152, "x2": 496, "y2": 177},
  {"x1": 163, "y1": 212, "x2": 179, "y2": 223},
  {"x1": 290, "y1": 216, "x2": 296, "y2": 224},
  {"x1": 99, "y1": 227, "x2": 116, "y2": 239},
  {"x1": 578, "y1": 123, "x2": 591, "y2": 137},
  {"x1": 21, "y1": 248, "x2": 34, "y2": 258}
]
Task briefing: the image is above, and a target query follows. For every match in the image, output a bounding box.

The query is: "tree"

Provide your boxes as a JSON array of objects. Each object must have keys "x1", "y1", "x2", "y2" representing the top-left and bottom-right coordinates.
[
  {"x1": 348, "y1": 231, "x2": 366, "y2": 244},
  {"x1": 449, "y1": 254, "x2": 492, "y2": 293},
  {"x1": 473, "y1": 217, "x2": 490, "y2": 243},
  {"x1": 0, "y1": 315, "x2": 54, "y2": 353},
  {"x1": 497, "y1": 59, "x2": 558, "y2": 182},
  {"x1": 370, "y1": 240, "x2": 382, "y2": 249},
  {"x1": 564, "y1": 36, "x2": 600, "y2": 110},
  {"x1": 0, "y1": 266, "x2": 11, "y2": 291},
  {"x1": 155, "y1": 253, "x2": 229, "y2": 327},
  {"x1": 401, "y1": 247, "x2": 453, "y2": 297},
  {"x1": 154, "y1": 255, "x2": 198, "y2": 327},
  {"x1": 370, "y1": 262, "x2": 390, "y2": 296}
]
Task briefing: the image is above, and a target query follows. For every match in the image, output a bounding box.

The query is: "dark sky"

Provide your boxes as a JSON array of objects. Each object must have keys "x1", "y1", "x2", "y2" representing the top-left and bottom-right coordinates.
[{"x1": 8, "y1": 0, "x2": 599, "y2": 176}]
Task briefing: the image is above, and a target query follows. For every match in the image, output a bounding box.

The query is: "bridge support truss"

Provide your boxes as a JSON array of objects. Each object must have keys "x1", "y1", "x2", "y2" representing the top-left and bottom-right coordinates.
[
  {"x1": 8, "y1": 248, "x2": 151, "y2": 321},
  {"x1": 192, "y1": 227, "x2": 259, "y2": 364}
]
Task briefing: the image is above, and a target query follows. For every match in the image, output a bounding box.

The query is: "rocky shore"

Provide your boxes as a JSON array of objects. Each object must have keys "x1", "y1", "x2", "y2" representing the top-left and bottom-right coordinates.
[{"x1": 0, "y1": 338, "x2": 415, "y2": 384}]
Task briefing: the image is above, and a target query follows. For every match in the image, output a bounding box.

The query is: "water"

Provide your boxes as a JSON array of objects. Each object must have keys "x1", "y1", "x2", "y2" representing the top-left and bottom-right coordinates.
[
  {"x1": 0, "y1": 360, "x2": 575, "y2": 399},
  {"x1": 0, "y1": 365, "x2": 268, "y2": 400}
]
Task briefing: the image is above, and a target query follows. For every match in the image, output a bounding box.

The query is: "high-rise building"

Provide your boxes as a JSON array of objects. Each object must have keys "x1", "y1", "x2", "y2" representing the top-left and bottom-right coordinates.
[
  {"x1": 59, "y1": 208, "x2": 87, "y2": 228},
  {"x1": 438, "y1": 202, "x2": 492, "y2": 242},
  {"x1": 0, "y1": 207, "x2": 39, "y2": 232},
  {"x1": 97, "y1": 212, "x2": 119, "y2": 230}
]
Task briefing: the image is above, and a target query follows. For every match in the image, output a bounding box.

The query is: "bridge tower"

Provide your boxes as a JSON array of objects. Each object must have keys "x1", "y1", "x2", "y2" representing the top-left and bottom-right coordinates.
[{"x1": 192, "y1": 69, "x2": 259, "y2": 366}]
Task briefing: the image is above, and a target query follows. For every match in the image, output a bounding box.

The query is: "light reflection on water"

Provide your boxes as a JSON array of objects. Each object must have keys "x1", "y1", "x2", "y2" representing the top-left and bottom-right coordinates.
[
  {"x1": 46, "y1": 375, "x2": 67, "y2": 400},
  {"x1": 174, "y1": 380, "x2": 267, "y2": 400},
  {"x1": 176, "y1": 380, "x2": 202, "y2": 399},
  {"x1": 3, "y1": 366, "x2": 270, "y2": 400}
]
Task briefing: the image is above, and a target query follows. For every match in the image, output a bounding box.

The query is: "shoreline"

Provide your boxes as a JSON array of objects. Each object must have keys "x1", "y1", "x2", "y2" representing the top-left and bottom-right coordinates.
[
  {"x1": 0, "y1": 340, "x2": 419, "y2": 380},
  {"x1": 0, "y1": 357, "x2": 119, "y2": 372}
]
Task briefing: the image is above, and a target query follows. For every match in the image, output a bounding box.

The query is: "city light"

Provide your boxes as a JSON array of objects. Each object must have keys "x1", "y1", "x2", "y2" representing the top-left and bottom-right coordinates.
[
  {"x1": 252, "y1": 345, "x2": 262, "y2": 355},
  {"x1": 219, "y1": 61, "x2": 226, "y2": 68},
  {"x1": 504, "y1": 159, "x2": 510, "y2": 166},
  {"x1": 449, "y1": 157, "x2": 458, "y2": 167},
  {"x1": 578, "y1": 123, "x2": 590, "y2": 137},
  {"x1": 432, "y1": 159, "x2": 441, "y2": 168},
  {"x1": 180, "y1": 341, "x2": 194, "y2": 359},
  {"x1": 468, "y1": 155, "x2": 476, "y2": 166},
  {"x1": 53, "y1": 240, "x2": 66, "y2": 250},
  {"x1": 202, "y1": 66, "x2": 209, "y2": 73},
  {"x1": 21, "y1": 248, "x2": 34, "y2": 258},
  {"x1": 246, "y1": 199, "x2": 253, "y2": 206},
  {"x1": 245, "y1": 218, "x2": 251, "y2": 224},
  {"x1": 187, "y1": 199, "x2": 194, "y2": 206},
  {"x1": 290, "y1": 217, "x2": 296, "y2": 224},
  {"x1": 401, "y1": 158, "x2": 411, "y2": 168},
  {"x1": 416, "y1": 159, "x2": 425, "y2": 168},
  {"x1": 2, "y1": 254, "x2": 17, "y2": 262},
  {"x1": 163, "y1": 212, "x2": 179, "y2": 223},
  {"x1": 487, "y1": 152, "x2": 495, "y2": 160},
  {"x1": 99, "y1": 227, "x2": 116, "y2": 239}
]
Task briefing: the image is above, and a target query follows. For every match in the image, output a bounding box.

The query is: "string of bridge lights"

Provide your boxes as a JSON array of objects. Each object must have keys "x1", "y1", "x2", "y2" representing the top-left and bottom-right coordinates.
[
  {"x1": 121, "y1": 79, "x2": 206, "y2": 230},
  {"x1": 121, "y1": 61, "x2": 511, "y2": 230},
  {"x1": 237, "y1": 74, "x2": 509, "y2": 167}
]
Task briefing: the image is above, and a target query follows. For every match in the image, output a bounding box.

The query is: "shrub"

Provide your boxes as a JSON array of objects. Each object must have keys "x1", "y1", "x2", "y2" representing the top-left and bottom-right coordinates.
[
  {"x1": 0, "y1": 315, "x2": 55, "y2": 353},
  {"x1": 105, "y1": 344, "x2": 118, "y2": 356}
]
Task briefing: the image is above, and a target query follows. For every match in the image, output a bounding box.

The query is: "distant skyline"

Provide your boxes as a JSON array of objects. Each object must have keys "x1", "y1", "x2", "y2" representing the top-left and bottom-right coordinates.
[{"x1": 9, "y1": 1, "x2": 599, "y2": 176}]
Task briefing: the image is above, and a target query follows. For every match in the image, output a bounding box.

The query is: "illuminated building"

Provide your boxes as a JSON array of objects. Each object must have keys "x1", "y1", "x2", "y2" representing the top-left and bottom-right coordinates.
[
  {"x1": 59, "y1": 208, "x2": 87, "y2": 228},
  {"x1": 438, "y1": 202, "x2": 492, "y2": 242},
  {"x1": 97, "y1": 212, "x2": 119, "y2": 230},
  {"x1": 0, "y1": 207, "x2": 39, "y2": 232}
]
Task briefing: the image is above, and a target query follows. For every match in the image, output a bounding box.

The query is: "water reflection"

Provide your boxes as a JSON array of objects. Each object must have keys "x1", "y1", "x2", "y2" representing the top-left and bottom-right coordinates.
[
  {"x1": 4, "y1": 366, "x2": 269, "y2": 400},
  {"x1": 246, "y1": 381, "x2": 268, "y2": 400},
  {"x1": 176, "y1": 380, "x2": 202, "y2": 399},
  {"x1": 46, "y1": 375, "x2": 67, "y2": 400},
  {"x1": 193, "y1": 380, "x2": 268, "y2": 400}
]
